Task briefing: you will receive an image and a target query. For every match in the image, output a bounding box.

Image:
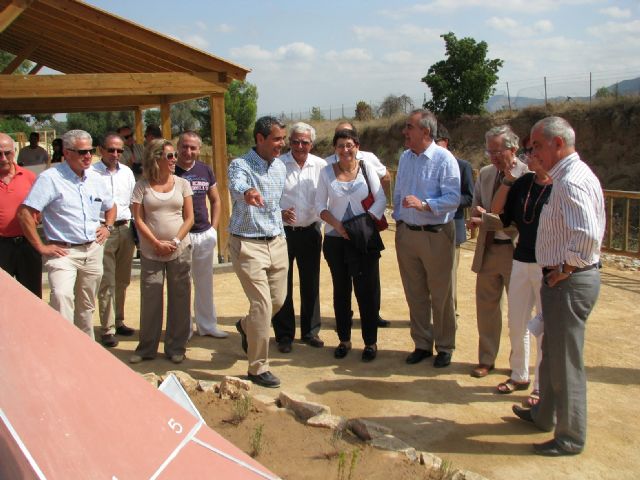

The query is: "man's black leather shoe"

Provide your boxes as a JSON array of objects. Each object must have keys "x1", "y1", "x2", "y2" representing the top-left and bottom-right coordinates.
[
  {"x1": 512, "y1": 404, "x2": 534, "y2": 423},
  {"x1": 236, "y1": 320, "x2": 248, "y2": 353},
  {"x1": 303, "y1": 335, "x2": 324, "y2": 348},
  {"x1": 115, "y1": 324, "x2": 135, "y2": 336},
  {"x1": 101, "y1": 334, "x2": 119, "y2": 348},
  {"x1": 377, "y1": 316, "x2": 391, "y2": 328},
  {"x1": 433, "y1": 351, "x2": 451, "y2": 368},
  {"x1": 405, "y1": 348, "x2": 433, "y2": 364},
  {"x1": 247, "y1": 371, "x2": 281, "y2": 388},
  {"x1": 533, "y1": 439, "x2": 580, "y2": 457},
  {"x1": 278, "y1": 339, "x2": 292, "y2": 353}
]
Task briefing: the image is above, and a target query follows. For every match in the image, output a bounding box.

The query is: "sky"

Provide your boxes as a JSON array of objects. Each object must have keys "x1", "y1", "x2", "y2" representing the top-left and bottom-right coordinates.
[{"x1": 87, "y1": 0, "x2": 640, "y2": 117}]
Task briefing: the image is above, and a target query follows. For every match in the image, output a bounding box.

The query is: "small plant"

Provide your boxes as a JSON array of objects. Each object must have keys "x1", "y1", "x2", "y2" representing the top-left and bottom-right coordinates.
[
  {"x1": 229, "y1": 394, "x2": 251, "y2": 425},
  {"x1": 250, "y1": 423, "x2": 264, "y2": 458},
  {"x1": 336, "y1": 449, "x2": 360, "y2": 480},
  {"x1": 427, "y1": 458, "x2": 455, "y2": 480}
]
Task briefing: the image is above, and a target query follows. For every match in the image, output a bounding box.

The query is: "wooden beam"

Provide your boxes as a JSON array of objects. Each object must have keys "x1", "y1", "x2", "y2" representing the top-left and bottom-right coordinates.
[
  {"x1": 134, "y1": 108, "x2": 143, "y2": 145},
  {"x1": 28, "y1": 63, "x2": 42, "y2": 75},
  {"x1": 0, "y1": 0, "x2": 33, "y2": 33},
  {"x1": 0, "y1": 72, "x2": 228, "y2": 98},
  {"x1": 210, "y1": 93, "x2": 230, "y2": 261},
  {"x1": 160, "y1": 101, "x2": 171, "y2": 139},
  {"x1": 0, "y1": 41, "x2": 38, "y2": 74}
]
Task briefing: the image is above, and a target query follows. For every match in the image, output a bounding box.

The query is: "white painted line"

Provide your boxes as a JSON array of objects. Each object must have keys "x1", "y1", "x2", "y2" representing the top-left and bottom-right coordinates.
[
  {"x1": 149, "y1": 418, "x2": 204, "y2": 480},
  {"x1": 0, "y1": 408, "x2": 48, "y2": 480}
]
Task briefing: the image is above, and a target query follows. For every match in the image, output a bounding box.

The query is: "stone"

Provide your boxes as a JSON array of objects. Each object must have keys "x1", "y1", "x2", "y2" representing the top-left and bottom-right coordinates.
[
  {"x1": 165, "y1": 370, "x2": 198, "y2": 392},
  {"x1": 419, "y1": 451, "x2": 443, "y2": 470},
  {"x1": 252, "y1": 394, "x2": 277, "y2": 408},
  {"x1": 370, "y1": 434, "x2": 417, "y2": 460},
  {"x1": 196, "y1": 380, "x2": 217, "y2": 393},
  {"x1": 347, "y1": 418, "x2": 392, "y2": 441},
  {"x1": 141, "y1": 372, "x2": 160, "y2": 387},
  {"x1": 278, "y1": 392, "x2": 330, "y2": 421},
  {"x1": 306, "y1": 413, "x2": 346, "y2": 430},
  {"x1": 219, "y1": 376, "x2": 251, "y2": 400}
]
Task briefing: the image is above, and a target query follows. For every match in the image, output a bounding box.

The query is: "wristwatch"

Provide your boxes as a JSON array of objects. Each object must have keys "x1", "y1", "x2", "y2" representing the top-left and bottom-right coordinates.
[
  {"x1": 172, "y1": 237, "x2": 181, "y2": 247},
  {"x1": 421, "y1": 201, "x2": 428, "y2": 211},
  {"x1": 104, "y1": 224, "x2": 114, "y2": 233}
]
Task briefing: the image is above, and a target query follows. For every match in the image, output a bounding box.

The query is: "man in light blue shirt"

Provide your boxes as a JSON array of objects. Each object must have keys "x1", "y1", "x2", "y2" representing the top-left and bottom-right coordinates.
[
  {"x1": 228, "y1": 116, "x2": 288, "y2": 389},
  {"x1": 393, "y1": 109, "x2": 460, "y2": 368},
  {"x1": 18, "y1": 130, "x2": 115, "y2": 340}
]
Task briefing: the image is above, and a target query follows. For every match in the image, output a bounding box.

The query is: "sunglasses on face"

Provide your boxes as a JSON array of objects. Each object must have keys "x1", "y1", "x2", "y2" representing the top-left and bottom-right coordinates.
[
  {"x1": 68, "y1": 148, "x2": 96, "y2": 156},
  {"x1": 164, "y1": 152, "x2": 178, "y2": 160},
  {"x1": 105, "y1": 148, "x2": 124, "y2": 154},
  {"x1": 290, "y1": 139, "x2": 311, "y2": 146}
]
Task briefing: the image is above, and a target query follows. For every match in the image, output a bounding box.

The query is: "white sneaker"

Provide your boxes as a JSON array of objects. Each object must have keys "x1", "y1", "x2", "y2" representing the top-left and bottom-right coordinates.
[{"x1": 197, "y1": 326, "x2": 229, "y2": 338}]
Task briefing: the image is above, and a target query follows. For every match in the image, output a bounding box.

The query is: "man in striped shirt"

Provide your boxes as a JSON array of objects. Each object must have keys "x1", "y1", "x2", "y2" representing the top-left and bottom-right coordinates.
[
  {"x1": 512, "y1": 116, "x2": 605, "y2": 457},
  {"x1": 228, "y1": 116, "x2": 288, "y2": 389}
]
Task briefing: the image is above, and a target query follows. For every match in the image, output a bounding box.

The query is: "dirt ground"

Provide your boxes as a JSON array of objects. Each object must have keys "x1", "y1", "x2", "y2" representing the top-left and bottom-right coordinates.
[{"x1": 50, "y1": 227, "x2": 640, "y2": 479}]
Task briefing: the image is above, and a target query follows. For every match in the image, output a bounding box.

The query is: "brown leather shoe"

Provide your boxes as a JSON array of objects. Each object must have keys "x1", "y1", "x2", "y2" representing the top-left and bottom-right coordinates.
[
  {"x1": 303, "y1": 335, "x2": 324, "y2": 348},
  {"x1": 101, "y1": 334, "x2": 119, "y2": 348},
  {"x1": 470, "y1": 364, "x2": 495, "y2": 378}
]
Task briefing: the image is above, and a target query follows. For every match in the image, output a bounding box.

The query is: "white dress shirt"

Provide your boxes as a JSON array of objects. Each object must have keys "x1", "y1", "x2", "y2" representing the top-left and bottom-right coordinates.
[
  {"x1": 92, "y1": 161, "x2": 136, "y2": 222},
  {"x1": 325, "y1": 150, "x2": 387, "y2": 179},
  {"x1": 279, "y1": 151, "x2": 327, "y2": 227}
]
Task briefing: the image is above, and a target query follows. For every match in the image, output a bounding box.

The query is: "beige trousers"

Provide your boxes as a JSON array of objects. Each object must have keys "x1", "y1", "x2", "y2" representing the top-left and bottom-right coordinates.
[
  {"x1": 230, "y1": 235, "x2": 288, "y2": 375},
  {"x1": 97, "y1": 224, "x2": 135, "y2": 335},
  {"x1": 396, "y1": 222, "x2": 456, "y2": 353},
  {"x1": 45, "y1": 241, "x2": 104, "y2": 339}
]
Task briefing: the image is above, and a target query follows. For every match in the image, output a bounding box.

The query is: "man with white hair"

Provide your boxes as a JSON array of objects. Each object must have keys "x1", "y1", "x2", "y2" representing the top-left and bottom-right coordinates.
[
  {"x1": 469, "y1": 125, "x2": 528, "y2": 378},
  {"x1": 18, "y1": 130, "x2": 115, "y2": 339},
  {"x1": 512, "y1": 116, "x2": 604, "y2": 457},
  {"x1": 272, "y1": 122, "x2": 326, "y2": 353}
]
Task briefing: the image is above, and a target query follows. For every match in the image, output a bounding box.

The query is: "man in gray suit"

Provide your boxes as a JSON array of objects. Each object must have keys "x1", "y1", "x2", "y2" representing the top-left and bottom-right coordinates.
[{"x1": 469, "y1": 125, "x2": 528, "y2": 378}]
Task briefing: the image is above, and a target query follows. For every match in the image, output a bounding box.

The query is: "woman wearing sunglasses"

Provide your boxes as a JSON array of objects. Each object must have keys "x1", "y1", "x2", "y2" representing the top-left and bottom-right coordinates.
[{"x1": 129, "y1": 139, "x2": 194, "y2": 365}]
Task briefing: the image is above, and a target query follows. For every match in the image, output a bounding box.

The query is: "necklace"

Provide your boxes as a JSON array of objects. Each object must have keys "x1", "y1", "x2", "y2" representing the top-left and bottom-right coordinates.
[
  {"x1": 522, "y1": 175, "x2": 549, "y2": 225},
  {"x1": 337, "y1": 161, "x2": 358, "y2": 174}
]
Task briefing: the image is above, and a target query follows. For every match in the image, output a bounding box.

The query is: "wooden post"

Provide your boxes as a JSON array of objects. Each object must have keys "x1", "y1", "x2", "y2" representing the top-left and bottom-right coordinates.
[
  {"x1": 210, "y1": 93, "x2": 230, "y2": 262},
  {"x1": 134, "y1": 108, "x2": 143, "y2": 144},
  {"x1": 160, "y1": 100, "x2": 171, "y2": 139}
]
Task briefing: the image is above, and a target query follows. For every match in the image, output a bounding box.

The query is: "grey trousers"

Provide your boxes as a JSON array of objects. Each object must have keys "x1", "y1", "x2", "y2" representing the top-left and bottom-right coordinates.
[
  {"x1": 135, "y1": 246, "x2": 192, "y2": 358},
  {"x1": 532, "y1": 269, "x2": 600, "y2": 452}
]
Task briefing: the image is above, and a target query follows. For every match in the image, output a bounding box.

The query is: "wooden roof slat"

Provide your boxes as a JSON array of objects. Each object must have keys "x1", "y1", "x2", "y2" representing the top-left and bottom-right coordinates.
[{"x1": 0, "y1": 0, "x2": 32, "y2": 33}]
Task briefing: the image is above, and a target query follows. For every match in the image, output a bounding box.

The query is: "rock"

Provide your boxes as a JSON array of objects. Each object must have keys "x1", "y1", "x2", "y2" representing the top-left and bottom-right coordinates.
[
  {"x1": 347, "y1": 418, "x2": 392, "y2": 441},
  {"x1": 252, "y1": 394, "x2": 277, "y2": 407},
  {"x1": 450, "y1": 470, "x2": 490, "y2": 480},
  {"x1": 419, "y1": 451, "x2": 443, "y2": 469},
  {"x1": 196, "y1": 380, "x2": 217, "y2": 393},
  {"x1": 218, "y1": 376, "x2": 251, "y2": 399},
  {"x1": 141, "y1": 372, "x2": 160, "y2": 387},
  {"x1": 165, "y1": 370, "x2": 198, "y2": 392},
  {"x1": 278, "y1": 392, "x2": 330, "y2": 421},
  {"x1": 370, "y1": 435, "x2": 417, "y2": 460},
  {"x1": 306, "y1": 413, "x2": 346, "y2": 430}
]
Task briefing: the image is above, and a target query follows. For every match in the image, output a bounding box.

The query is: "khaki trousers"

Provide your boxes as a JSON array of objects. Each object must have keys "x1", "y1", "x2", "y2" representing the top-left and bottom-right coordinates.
[
  {"x1": 97, "y1": 224, "x2": 135, "y2": 335},
  {"x1": 230, "y1": 235, "x2": 288, "y2": 375},
  {"x1": 396, "y1": 222, "x2": 456, "y2": 353},
  {"x1": 45, "y1": 241, "x2": 104, "y2": 339},
  {"x1": 475, "y1": 242, "x2": 513, "y2": 366}
]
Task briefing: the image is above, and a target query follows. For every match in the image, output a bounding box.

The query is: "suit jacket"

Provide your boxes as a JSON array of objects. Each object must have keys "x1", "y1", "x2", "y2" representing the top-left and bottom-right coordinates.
[
  {"x1": 471, "y1": 159, "x2": 528, "y2": 273},
  {"x1": 454, "y1": 158, "x2": 474, "y2": 246}
]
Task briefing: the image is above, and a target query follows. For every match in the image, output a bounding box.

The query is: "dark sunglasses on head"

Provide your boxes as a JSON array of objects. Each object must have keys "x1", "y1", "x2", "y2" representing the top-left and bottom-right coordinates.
[
  {"x1": 68, "y1": 148, "x2": 96, "y2": 156},
  {"x1": 105, "y1": 148, "x2": 124, "y2": 154},
  {"x1": 123, "y1": 134, "x2": 134, "y2": 140}
]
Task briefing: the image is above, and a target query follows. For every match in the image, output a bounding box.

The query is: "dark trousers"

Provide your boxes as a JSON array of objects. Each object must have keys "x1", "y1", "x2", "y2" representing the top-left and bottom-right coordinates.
[
  {"x1": 272, "y1": 224, "x2": 322, "y2": 342},
  {"x1": 0, "y1": 237, "x2": 42, "y2": 297},
  {"x1": 323, "y1": 236, "x2": 379, "y2": 346}
]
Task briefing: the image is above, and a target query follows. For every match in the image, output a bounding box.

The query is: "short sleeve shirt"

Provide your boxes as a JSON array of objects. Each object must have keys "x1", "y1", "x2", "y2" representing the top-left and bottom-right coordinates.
[
  {"x1": 0, "y1": 165, "x2": 36, "y2": 237},
  {"x1": 175, "y1": 161, "x2": 216, "y2": 233}
]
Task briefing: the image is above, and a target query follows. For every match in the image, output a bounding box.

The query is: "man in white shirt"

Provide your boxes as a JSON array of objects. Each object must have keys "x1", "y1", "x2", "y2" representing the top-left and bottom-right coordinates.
[
  {"x1": 117, "y1": 125, "x2": 144, "y2": 178},
  {"x1": 92, "y1": 132, "x2": 137, "y2": 347},
  {"x1": 512, "y1": 116, "x2": 605, "y2": 457},
  {"x1": 17, "y1": 132, "x2": 49, "y2": 172},
  {"x1": 325, "y1": 121, "x2": 391, "y2": 328},
  {"x1": 273, "y1": 122, "x2": 326, "y2": 353}
]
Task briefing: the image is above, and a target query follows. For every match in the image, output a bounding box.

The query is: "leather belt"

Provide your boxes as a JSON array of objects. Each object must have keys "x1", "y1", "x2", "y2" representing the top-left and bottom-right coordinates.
[
  {"x1": 284, "y1": 222, "x2": 317, "y2": 231},
  {"x1": 399, "y1": 221, "x2": 443, "y2": 233},
  {"x1": 0, "y1": 236, "x2": 26, "y2": 244},
  {"x1": 232, "y1": 233, "x2": 276, "y2": 242},
  {"x1": 113, "y1": 220, "x2": 129, "y2": 227},
  {"x1": 493, "y1": 238, "x2": 512, "y2": 245},
  {"x1": 50, "y1": 240, "x2": 94, "y2": 248},
  {"x1": 542, "y1": 263, "x2": 599, "y2": 276}
]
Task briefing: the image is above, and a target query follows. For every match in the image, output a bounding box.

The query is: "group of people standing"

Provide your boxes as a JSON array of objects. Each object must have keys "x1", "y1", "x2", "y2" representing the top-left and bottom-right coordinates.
[{"x1": 0, "y1": 111, "x2": 604, "y2": 457}]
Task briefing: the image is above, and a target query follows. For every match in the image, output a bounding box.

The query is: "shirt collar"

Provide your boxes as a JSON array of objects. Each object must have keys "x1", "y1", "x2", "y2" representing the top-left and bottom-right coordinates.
[{"x1": 548, "y1": 152, "x2": 579, "y2": 178}]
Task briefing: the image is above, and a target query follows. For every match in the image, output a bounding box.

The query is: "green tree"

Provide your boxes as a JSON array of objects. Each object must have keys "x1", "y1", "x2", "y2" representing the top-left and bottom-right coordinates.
[
  {"x1": 310, "y1": 106, "x2": 324, "y2": 122},
  {"x1": 171, "y1": 100, "x2": 200, "y2": 136},
  {"x1": 422, "y1": 32, "x2": 503, "y2": 117},
  {"x1": 594, "y1": 86, "x2": 613, "y2": 99},
  {"x1": 66, "y1": 111, "x2": 134, "y2": 143},
  {"x1": 377, "y1": 94, "x2": 413, "y2": 118},
  {"x1": 144, "y1": 109, "x2": 161, "y2": 129},
  {"x1": 354, "y1": 101, "x2": 374, "y2": 121}
]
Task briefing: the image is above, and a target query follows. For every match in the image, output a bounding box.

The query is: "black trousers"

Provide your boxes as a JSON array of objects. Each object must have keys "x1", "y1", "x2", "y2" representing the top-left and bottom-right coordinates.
[
  {"x1": 322, "y1": 236, "x2": 379, "y2": 346},
  {"x1": 0, "y1": 236, "x2": 42, "y2": 297},
  {"x1": 272, "y1": 224, "x2": 322, "y2": 342}
]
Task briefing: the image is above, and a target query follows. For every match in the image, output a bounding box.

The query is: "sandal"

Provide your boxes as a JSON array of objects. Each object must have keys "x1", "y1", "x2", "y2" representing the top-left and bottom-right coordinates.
[
  {"x1": 522, "y1": 389, "x2": 540, "y2": 407},
  {"x1": 497, "y1": 378, "x2": 530, "y2": 394}
]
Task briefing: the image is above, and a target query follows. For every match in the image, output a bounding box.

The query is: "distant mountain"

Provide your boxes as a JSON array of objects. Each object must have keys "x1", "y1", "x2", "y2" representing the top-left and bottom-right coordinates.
[{"x1": 486, "y1": 76, "x2": 640, "y2": 112}]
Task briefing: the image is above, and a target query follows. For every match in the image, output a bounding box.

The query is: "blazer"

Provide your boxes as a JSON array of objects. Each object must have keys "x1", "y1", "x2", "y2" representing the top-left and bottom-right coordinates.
[
  {"x1": 454, "y1": 158, "x2": 474, "y2": 246},
  {"x1": 470, "y1": 159, "x2": 528, "y2": 273}
]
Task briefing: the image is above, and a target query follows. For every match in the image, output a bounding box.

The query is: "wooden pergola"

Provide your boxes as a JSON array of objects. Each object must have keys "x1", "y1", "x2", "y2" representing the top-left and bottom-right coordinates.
[{"x1": 0, "y1": 0, "x2": 251, "y2": 257}]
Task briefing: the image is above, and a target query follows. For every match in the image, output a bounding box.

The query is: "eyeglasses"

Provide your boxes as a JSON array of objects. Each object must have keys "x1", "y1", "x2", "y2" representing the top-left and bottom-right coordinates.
[
  {"x1": 67, "y1": 148, "x2": 96, "y2": 156},
  {"x1": 290, "y1": 139, "x2": 312, "y2": 146},
  {"x1": 484, "y1": 148, "x2": 508, "y2": 157},
  {"x1": 336, "y1": 143, "x2": 356, "y2": 150},
  {"x1": 164, "y1": 152, "x2": 178, "y2": 160},
  {"x1": 105, "y1": 148, "x2": 124, "y2": 154},
  {"x1": 123, "y1": 134, "x2": 133, "y2": 140},
  {"x1": 0, "y1": 150, "x2": 14, "y2": 158}
]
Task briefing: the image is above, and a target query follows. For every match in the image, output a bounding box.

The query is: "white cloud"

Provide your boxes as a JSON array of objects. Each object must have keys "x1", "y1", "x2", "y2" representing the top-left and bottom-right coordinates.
[
  {"x1": 216, "y1": 23, "x2": 234, "y2": 33},
  {"x1": 230, "y1": 42, "x2": 315, "y2": 63},
  {"x1": 485, "y1": 17, "x2": 554, "y2": 37},
  {"x1": 195, "y1": 21, "x2": 207, "y2": 31},
  {"x1": 353, "y1": 25, "x2": 387, "y2": 41},
  {"x1": 486, "y1": 16, "x2": 519, "y2": 31},
  {"x1": 230, "y1": 44, "x2": 273, "y2": 61},
  {"x1": 182, "y1": 34, "x2": 209, "y2": 50},
  {"x1": 381, "y1": 0, "x2": 599, "y2": 17},
  {"x1": 383, "y1": 51, "x2": 415, "y2": 64},
  {"x1": 598, "y1": 6, "x2": 631, "y2": 19},
  {"x1": 588, "y1": 19, "x2": 640, "y2": 38},
  {"x1": 324, "y1": 48, "x2": 372, "y2": 62},
  {"x1": 274, "y1": 42, "x2": 315, "y2": 61}
]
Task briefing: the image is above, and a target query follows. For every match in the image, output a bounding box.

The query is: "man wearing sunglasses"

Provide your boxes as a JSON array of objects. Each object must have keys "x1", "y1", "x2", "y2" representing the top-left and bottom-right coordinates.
[
  {"x1": 18, "y1": 130, "x2": 116, "y2": 340},
  {"x1": 92, "y1": 133, "x2": 137, "y2": 347},
  {"x1": 272, "y1": 122, "x2": 326, "y2": 354},
  {"x1": 0, "y1": 132, "x2": 41, "y2": 297},
  {"x1": 117, "y1": 125, "x2": 144, "y2": 179}
]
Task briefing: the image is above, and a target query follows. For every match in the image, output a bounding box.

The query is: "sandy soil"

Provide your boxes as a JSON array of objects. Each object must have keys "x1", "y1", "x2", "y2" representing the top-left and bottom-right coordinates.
[{"x1": 50, "y1": 227, "x2": 640, "y2": 479}]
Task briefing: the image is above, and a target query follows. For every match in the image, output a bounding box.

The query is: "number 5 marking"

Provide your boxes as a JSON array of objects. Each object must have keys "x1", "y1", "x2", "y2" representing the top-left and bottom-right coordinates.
[{"x1": 168, "y1": 418, "x2": 183, "y2": 434}]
